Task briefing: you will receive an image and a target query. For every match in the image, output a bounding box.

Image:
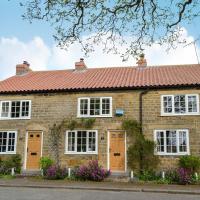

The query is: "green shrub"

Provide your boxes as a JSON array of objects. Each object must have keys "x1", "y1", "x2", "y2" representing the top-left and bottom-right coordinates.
[
  {"x1": 127, "y1": 138, "x2": 159, "y2": 173},
  {"x1": 165, "y1": 170, "x2": 179, "y2": 184},
  {"x1": 10, "y1": 154, "x2": 21, "y2": 174},
  {"x1": 179, "y1": 155, "x2": 200, "y2": 172},
  {"x1": 40, "y1": 157, "x2": 54, "y2": 176},
  {"x1": 0, "y1": 154, "x2": 21, "y2": 175},
  {"x1": 122, "y1": 119, "x2": 159, "y2": 173},
  {"x1": 138, "y1": 170, "x2": 159, "y2": 181},
  {"x1": 191, "y1": 173, "x2": 200, "y2": 184}
]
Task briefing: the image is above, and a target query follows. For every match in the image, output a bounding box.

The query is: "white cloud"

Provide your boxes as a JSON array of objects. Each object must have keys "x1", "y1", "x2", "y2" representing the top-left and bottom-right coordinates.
[
  {"x1": 49, "y1": 28, "x2": 200, "y2": 68},
  {"x1": 146, "y1": 28, "x2": 200, "y2": 65},
  {"x1": 0, "y1": 28, "x2": 199, "y2": 80},
  {"x1": 0, "y1": 37, "x2": 50, "y2": 80}
]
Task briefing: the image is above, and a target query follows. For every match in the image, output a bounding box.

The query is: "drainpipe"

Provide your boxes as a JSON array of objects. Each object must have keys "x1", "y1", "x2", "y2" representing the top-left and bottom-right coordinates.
[{"x1": 139, "y1": 90, "x2": 149, "y2": 134}]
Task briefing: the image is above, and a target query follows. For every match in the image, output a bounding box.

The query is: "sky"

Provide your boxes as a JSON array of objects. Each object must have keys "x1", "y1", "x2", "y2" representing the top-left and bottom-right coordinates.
[{"x1": 0, "y1": 1, "x2": 200, "y2": 80}]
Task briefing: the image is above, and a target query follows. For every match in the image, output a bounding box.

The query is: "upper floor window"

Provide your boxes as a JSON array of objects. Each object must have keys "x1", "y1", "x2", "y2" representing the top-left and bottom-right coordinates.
[
  {"x1": 0, "y1": 131, "x2": 17, "y2": 154},
  {"x1": 161, "y1": 94, "x2": 199, "y2": 115},
  {"x1": 65, "y1": 130, "x2": 98, "y2": 154},
  {"x1": 154, "y1": 129, "x2": 189, "y2": 156},
  {"x1": 0, "y1": 100, "x2": 31, "y2": 119},
  {"x1": 78, "y1": 97, "x2": 112, "y2": 117}
]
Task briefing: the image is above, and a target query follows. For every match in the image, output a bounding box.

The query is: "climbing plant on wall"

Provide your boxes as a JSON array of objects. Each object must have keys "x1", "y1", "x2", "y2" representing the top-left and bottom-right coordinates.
[
  {"x1": 122, "y1": 119, "x2": 159, "y2": 173},
  {"x1": 49, "y1": 118, "x2": 96, "y2": 166}
]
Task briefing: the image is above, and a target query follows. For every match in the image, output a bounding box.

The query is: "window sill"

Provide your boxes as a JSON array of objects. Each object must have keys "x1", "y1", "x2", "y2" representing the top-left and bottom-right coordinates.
[
  {"x1": 0, "y1": 152, "x2": 16, "y2": 155},
  {"x1": 77, "y1": 115, "x2": 112, "y2": 118},
  {"x1": 0, "y1": 117, "x2": 31, "y2": 120},
  {"x1": 64, "y1": 152, "x2": 98, "y2": 155},
  {"x1": 155, "y1": 152, "x2": 190, "y2": 156},
  {"x1": 160, "y1": 113, "x2": 200, "y2": 117}
]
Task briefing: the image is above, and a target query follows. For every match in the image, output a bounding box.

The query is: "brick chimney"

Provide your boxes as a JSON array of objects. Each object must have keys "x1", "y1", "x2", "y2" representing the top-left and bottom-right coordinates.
[
  {"x1": 16, "y1": 61, "x2": 32, "y2": 75},
  {"x1": 137, "y1": 54, "x2": 147, "y2": 68},
  {"x1": 75, "y1": 58, "x2": 87, "y2": 71}
]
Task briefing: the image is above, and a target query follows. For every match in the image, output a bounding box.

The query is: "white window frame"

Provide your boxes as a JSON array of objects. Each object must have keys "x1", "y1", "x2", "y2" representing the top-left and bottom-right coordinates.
[
  {"x1": 154, "y1": 129, "x2": 190, "y2": 156},
  {"x1": 77, "y1": 97, "x2": 112, "y2": 117},
  {"x1": 0, "y1": 131, "x2": 17, "y2": 154},
  {"x1": 0, "y1": 100, "x2": 31, "y2": 120},
  {"x1": 65, "y1": 130, "x2": 98, "y2": 154},
  {"x1": 161, "y1": 94, "x2": 199, "y2": 116}
]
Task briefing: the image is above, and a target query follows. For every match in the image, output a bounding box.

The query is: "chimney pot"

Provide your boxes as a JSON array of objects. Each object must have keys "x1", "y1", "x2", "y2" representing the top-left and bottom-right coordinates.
[
  {"x1": 137, "y1": 54, "x2": 147, "y2": 68},
  {"x1": 75, "y1": 58, "x2": 87, "y2": 71},
  {"x1": 23, "y1": 61, "x2": 30, "y2": 66},
  {"x1": 16, "y1": 61, "x2": 32, "y2": 75}
]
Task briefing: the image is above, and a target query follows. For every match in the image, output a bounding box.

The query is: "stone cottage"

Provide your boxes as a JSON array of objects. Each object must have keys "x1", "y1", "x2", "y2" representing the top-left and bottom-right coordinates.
[{"x1": 0, "y1": 56, "x2": 200, "y2": 173}]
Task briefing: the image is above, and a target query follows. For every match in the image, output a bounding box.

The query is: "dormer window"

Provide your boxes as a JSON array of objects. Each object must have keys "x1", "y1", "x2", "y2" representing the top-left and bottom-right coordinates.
[
  {"x1": 78, "y1": 97, "x2": 112, "y2": 117},
  {"x1": 0, "y1": 100, "x2": 31, "y2": 120}
]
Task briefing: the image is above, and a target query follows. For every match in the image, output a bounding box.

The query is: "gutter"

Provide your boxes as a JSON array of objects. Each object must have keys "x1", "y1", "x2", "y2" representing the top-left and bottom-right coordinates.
[{"x1": 0, "y1": 84, "x2": 200, "y2": 95}]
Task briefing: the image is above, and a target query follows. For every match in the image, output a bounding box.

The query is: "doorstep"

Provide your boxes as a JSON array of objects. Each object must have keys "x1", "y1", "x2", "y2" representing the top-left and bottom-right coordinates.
[
  {"x1": 106, "y1": 171, "x2": 130, "y2": 182},
  {"x1": 19, "y1": 170, "x2": 41, "y2": 177}
]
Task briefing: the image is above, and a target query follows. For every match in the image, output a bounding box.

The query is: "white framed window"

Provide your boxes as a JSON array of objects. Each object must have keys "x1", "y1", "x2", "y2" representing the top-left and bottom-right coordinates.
[
  {"x1": 161, "y1": 94, "x2": 199, "y2": 115},
  {"x1": 154, "y1": 129, "x2": 189, "y2": 155},
  {"x1": 0, "y1": 131, "x2": 17, "y2": 154},
  {"x1": 0, "y1": 100, "x2": 31, "y2": 120},
  {"x1": 65, "y1": 130, "x2": 98, "y2": 154},
  {"x1": 78, "y1": 97, "x2": 112, "y2": 117}
]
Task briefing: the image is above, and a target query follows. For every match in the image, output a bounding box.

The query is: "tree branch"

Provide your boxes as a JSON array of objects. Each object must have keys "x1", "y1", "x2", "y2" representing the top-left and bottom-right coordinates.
[{"x1": 168, "y1": 0, "x2": 193, "y2": 28}]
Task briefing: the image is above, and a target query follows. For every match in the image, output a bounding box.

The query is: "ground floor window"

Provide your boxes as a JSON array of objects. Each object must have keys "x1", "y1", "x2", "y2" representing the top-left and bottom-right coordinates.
[
  {"x1": 0, "y1": 131, "x2": 17, "y2": 154},
  {"x1": 154, "y1": 129, "x2": 189, "y2": 155},
  {"x1": 65, "y1": 130, "x2": 98, "y2": 154}
]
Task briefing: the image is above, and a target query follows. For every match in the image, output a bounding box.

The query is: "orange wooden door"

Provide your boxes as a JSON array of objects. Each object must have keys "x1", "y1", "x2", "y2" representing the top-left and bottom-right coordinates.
[
  {"x1": 109, "y1": 131, "x2": 125, "y2": 172},
  {"x1": 26, "y1": 132, "x2": 42, "y2": 170}
]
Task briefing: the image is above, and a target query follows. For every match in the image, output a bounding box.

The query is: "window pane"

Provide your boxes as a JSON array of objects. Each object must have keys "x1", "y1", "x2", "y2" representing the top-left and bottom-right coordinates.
[
  {"x1": 102, "y1": 98, "x2": 110, "y2": 115},
  {"x1": 166, "y1": 131, "x2": 177, "y2": 153},
  {"x1": 77, "y1": 131, "x2": 87, "y2": 152},
  {"x1": 0, "y1": 132, "x2": 7, "y2": 152},
  {"x1": 188, "y1": 96, "x2": 197, "y2": 113},
  {"x1": 163, "y1": 96, "x2": 172, "y2": 113},
  {"x1": 88, "y1": 131, "x2": 96, "y2": 152},
  {"x1": 174, "y1": 95, "x2": 186, "y2": 114},
  {"x1": 11, "y1": 101, "x2": 20, "y2": 118},
  {"x1": 1, "y1": 102, "x2": 10, "y2": 117},
  {"x1": 80, "y1": 99, "x2": 88, "y2": 115},
  {"x1": 156, "y1": 131, "x2": 164, "y2": 152},
  {"x1": 90, "y1": 98, "x2": 100, "y2": 115},
  {"x1": 68, "y1": 132, "x2": 75, "y2": 151},
  {"x1": 21, "y1": 101, "x2": 30, "y2": 117},
  {"x1": 8, "y1": 132, "x2": 15, "y2": 152},
  {"x1": 179, "y1": 131, "x2": 187, "y2": 152}
]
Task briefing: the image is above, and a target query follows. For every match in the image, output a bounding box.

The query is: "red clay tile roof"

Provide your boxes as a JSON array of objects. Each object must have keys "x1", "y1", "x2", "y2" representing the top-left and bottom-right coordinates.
[{"x1": 0, "y1": 64, "x2": 200, "y2": 93}]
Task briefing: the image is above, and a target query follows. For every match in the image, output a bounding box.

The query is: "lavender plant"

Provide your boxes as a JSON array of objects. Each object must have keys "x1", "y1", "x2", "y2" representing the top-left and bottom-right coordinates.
[{"x1": 74, "y1": 160, "x2": 111, "y2": 181}]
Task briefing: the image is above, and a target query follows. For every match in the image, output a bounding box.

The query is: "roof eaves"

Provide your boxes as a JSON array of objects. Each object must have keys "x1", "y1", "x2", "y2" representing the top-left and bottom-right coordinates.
[{"x1": 0, "y1": 83, "x2": 200, "y2": 95}]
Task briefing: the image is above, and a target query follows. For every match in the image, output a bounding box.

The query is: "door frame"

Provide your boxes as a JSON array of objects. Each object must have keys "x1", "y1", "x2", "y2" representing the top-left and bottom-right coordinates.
[
  {"x1": 107, "y1": 130, "x2": 127, "y2": 172},
  {"x1": 23, "y1": 130, "x2": 43, "y2": 170}
]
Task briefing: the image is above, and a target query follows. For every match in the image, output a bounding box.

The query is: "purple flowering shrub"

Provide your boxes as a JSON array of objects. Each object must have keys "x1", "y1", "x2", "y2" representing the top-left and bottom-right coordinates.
[
  {"x1": 74, "y1": 160, "x2": 111, "y2": 181},
  {"x1": 177, "y1": 168, "x2": 192, "y2": 185},
  {"x1": 46, "y1": 165, "x2": 67, "y2": 180}
]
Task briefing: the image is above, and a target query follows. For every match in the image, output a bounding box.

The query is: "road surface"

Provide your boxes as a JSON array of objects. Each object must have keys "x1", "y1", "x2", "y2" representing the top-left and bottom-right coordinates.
[{"x1": 0, "y1": 187, "x2": 199, "y2": 200}]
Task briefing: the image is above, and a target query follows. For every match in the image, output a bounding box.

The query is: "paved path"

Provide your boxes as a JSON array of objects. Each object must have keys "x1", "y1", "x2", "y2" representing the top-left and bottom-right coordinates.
[
  {"x1": 0, "y1": 177, "x2": 200, "y2": 197},
  {"x1": 0, "y1": 187, "x2": 200, "y2": 200}
]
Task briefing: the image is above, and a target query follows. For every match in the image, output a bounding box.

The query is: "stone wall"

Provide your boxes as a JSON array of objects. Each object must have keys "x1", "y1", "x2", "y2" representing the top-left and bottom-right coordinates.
[
  {"x1": 0, "y1": 88, "x2": 200, "y2": 171},
  {"x1": 142, "y1": 88, "x2": 200, "y2": 170},
  {"x1": 0, "y1": 91, "x2": 139, "y2": 169}
]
